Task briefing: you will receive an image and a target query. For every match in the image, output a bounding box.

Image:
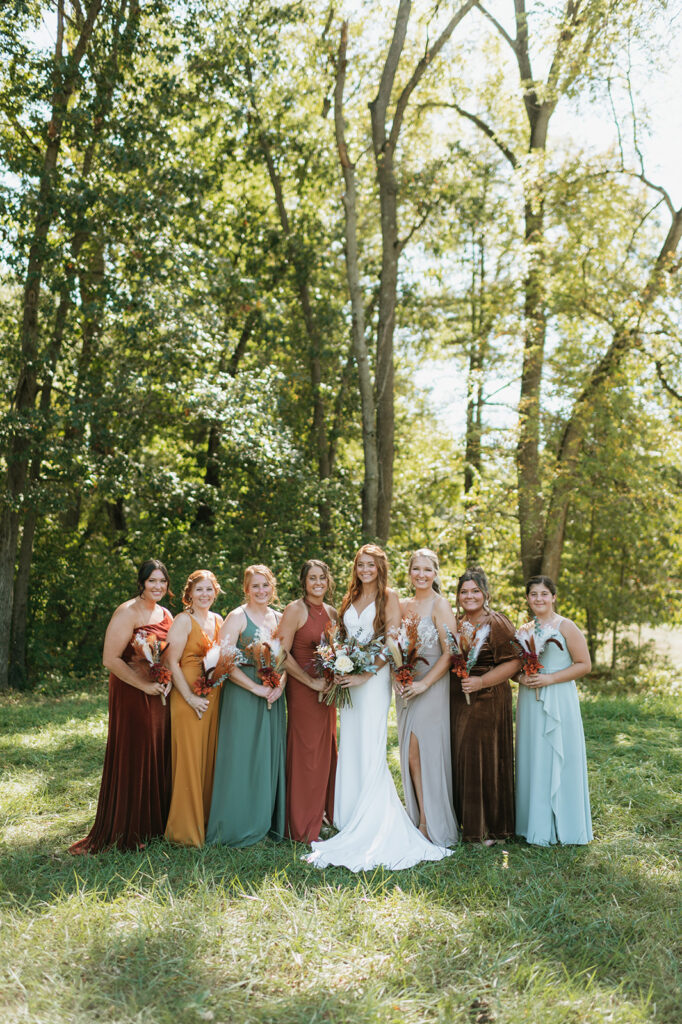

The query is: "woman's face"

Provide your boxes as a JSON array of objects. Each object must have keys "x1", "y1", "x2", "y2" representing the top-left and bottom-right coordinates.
[
  {"x1": 410, "y1": 557, "x2": 436, "y2": 592},
  {"x1": 190, "y1": 577, "x2": 216, "y2": 610},
  {"x1": 247, "y1": 573, "x2": 272, "y2": 606},
  {"x1": 527, "y1": 584, "x2": 556, "y2": 616},
  {"x1": 458, "y1": 580, "x2": 486, "y2": 615},
  {"x1": 143, "y1": 570, "x2": 168, "y2": 603},
  {"x1": 305, "y1": 567, "x2": 328, "y2": 602},
  {"x1": 356, "y1": 555, "x2": 378, "y2": 585}
]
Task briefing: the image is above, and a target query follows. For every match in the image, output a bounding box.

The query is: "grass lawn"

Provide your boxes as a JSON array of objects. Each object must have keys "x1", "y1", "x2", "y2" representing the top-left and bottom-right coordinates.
[{"x1": 0, "y1": 684, "x2": 680, "y2": 1024}]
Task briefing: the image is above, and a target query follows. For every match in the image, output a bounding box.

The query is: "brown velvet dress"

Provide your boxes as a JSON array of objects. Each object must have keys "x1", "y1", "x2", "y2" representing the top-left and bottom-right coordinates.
[
  {"x1": 285, "y1": 602, "x2": 337, "y2": 842},
  {"x1": 69, "y1": 610, "x2": 172, "y2": 854},
  {"x1": 450, "y1": 610, "x2": 516, "y2": 842}
]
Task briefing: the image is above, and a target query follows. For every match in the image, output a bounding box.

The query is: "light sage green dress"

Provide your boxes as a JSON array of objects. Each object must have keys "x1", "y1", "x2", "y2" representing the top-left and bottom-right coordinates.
[
  {"x1": 206, "y1": 611, "x2": 285, "y2": 846},
  {"x1": 515, "y1": 618, "x2": 592, "y2": 845}
]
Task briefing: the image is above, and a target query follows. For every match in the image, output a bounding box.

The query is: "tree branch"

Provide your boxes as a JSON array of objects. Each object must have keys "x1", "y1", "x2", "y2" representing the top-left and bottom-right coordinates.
[
  {"x1": 474, "y1": 1, "x2": 516, "y2": 50},
  {"x1": 450, "y1": 102, "x2": 518, "y2": 168},
  {"x1": 654, "y1": 361, "x2": 682, "y2": 402}
]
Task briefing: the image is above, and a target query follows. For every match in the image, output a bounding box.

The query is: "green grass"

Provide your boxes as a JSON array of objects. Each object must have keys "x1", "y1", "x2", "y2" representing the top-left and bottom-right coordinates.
[{"x1": 1, "y1": 685, "x2": 680, "y2": 1024}]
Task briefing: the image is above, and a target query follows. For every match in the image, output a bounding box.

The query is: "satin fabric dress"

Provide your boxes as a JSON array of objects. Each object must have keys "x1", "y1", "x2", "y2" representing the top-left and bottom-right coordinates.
[
  {"x1": 515, "y1": 618, "x2": 592, "y2": 845},
  {"x1": 449, "y1": 610, "x2": 516, "y2": 842},
  {"x1": 164, "y1": 616, "x2": 221, "y2": 847},
  {"x1": 69, "y1": 610, "x2": 172, "y2": 854},
  {"x1": 285, "y1": 602, "x2": 337, "y2": 842},
  {"x1": 206, "y1": 611, "x2": 286, "y2": 846},
  {"x1": 395, "y1": 606, "x2": 459, "y2": 847},
  {"x1": 307, "y1": 601, "x2": 452, "y2": 871}
]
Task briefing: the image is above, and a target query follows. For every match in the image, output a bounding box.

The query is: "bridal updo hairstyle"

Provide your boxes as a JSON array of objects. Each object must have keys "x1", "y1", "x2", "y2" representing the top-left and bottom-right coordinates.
[
  {"x1": 339, "y1": 543, "x2": 389, "y2": 639},
  {"x1": 182, "y1": 569, "x2": 222, "y2": 610},
  {"x1": 299, "y1": 559, "x2": 335, "y2": 600},
  {"x1": 243, "y1": 563, "x2": 278, "y2": 604},
  {"x1": 408, "y1": 548, "x2": 442, "y2": 593}
]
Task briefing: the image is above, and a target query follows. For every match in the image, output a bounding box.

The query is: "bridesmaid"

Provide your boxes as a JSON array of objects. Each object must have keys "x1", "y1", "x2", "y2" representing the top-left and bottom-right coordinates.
[
  {"x1": 278, "y1": 559, "x2": 338, "y2": 843},
  {"x1": 70, "y1": 559, "x2": 173, "y2": 854},
  {"x1": 164, "y1": 570, "x2": 223, "y2": 847},
  {"x1": 206, "y1": 564, "x2": 286, "y2": 846},
  {"x1": 450, "y1": 567, "x2": 521, "y2": 844},
  {"x1": 395, "y1": 549, "x2": 459, "y2": 846},
  {"x1": 516, "y1": 575, "x2": 593, "y2": 845}
]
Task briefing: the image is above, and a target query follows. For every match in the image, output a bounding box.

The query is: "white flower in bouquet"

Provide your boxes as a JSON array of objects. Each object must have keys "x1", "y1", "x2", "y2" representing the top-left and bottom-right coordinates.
[{"x1": 334, "y1": 653, "x2": 354, "y2": 675}]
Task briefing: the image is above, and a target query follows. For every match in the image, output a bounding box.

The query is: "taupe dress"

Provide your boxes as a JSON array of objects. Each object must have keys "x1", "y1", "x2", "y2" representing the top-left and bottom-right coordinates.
[{"x1": 395, "y1": 608, "x2": 459, "y2": 847}]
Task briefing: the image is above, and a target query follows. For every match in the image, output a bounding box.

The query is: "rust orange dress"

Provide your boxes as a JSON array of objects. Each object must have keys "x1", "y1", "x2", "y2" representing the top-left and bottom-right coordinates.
[
  {"x1": 164, "y1": 616, "x2": 221, "y2": 847},
  {"x1": 69, "y1": 610, "x2": 172, "y2": 854},
  {"x1": 285, "y1": 602, "x2": 337, "y2": 842},
  {"x1": 449, "y1": 610, "x2": 516, "y2": 842}
]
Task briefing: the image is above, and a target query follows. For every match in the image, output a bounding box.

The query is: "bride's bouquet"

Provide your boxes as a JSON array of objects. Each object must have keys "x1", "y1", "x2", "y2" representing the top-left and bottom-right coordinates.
[
  {"x1": 131, "y1": 631, "x2": 172, "y2": 704},
  {"x1": 384, "y1": 613, "x2": 429, "y2": 693},
  {"x1": 315, "y1": 622, "x2": 383, "y2": 709},
  {"x1": 447, "y1": 623, "x2": 490, "y2": 705},
  {"x1": 245, "y1": 630, "x2": 287, "y2": 710},
  {"x1": 512, "y1": 622, "x2": 562, "y2": 701},
  {"x1": 195, "y1": 638, "x2": 245, "y2": 697}
]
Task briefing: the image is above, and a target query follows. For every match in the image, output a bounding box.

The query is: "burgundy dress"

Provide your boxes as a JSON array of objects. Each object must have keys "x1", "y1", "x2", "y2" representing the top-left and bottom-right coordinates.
[
  {"x1": 285, "y1": 602, "x2": 337, "y2": 842},
  {"x1": 70, "y1": 610, "x2": 172, "y2": 853},
  {"x1": 450, "y1": 610, "x2": 516, "y2": 842}
]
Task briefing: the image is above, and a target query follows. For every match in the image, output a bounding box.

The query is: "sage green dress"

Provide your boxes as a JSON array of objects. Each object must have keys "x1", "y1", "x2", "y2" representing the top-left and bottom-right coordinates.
[{"x1": 206, "y1": 612, "x2": 286, "y2": 846}]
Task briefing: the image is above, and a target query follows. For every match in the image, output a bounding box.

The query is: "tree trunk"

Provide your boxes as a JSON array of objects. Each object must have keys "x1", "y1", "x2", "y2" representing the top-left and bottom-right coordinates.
[{"x1": 0, "y1": 0, "x2": 104, "y2": 691}]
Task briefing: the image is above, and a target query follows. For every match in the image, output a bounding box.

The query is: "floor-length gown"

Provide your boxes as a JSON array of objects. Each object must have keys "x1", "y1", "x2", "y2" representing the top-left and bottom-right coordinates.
[
  {"x1": 164, "y1": 617, "x2": 221, "y2": 847},
  {"x1": 307, "y1": 602, "x2": 452, "y2": 871},
  {"x1": 516, "y1": 618, "x2": 592, "y2": 845},
  {"x1": 395, "y1": 606, "x2": 459, "y2": 847},
  {"x1": 285, "y1": 602, "x2": 337, "y2": 842},
  {"x1": 70, "y1": 610, "x2": 172, "y2": 854},
  {"x1": 450, "y1": 610, "x2": 516, "y2": 842},
  {"x1": 206, "y1": 612, "x2": 286, "y2": 846}
]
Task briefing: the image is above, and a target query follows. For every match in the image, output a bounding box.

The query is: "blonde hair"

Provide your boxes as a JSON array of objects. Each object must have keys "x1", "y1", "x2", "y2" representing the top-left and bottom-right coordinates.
[
  {"x1": 338, "y1": 544, "x2": 389, "y2": 638},
  {"x1": 243, "y1": 564, "x2": 278, "y2": 604},
  {"x1": 182, "y1": 570, "x2": 222, "y2": 609},
  {"x1": 408, "y1": 548, "x2": 442, "y2": 593}
]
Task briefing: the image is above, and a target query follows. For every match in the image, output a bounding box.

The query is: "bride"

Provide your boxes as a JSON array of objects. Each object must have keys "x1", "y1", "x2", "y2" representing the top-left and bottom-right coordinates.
[{"x1": 306, "y1": 544, "x2": 453, "y2": 871}]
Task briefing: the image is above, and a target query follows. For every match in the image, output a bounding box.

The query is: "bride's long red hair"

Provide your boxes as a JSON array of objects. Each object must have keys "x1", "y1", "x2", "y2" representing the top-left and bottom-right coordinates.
[{"x1": 338, "y1": 544, "x2": 389, "y2": 638}]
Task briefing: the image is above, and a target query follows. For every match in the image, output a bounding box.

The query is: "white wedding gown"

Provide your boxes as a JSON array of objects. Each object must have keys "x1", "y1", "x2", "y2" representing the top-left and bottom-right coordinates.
[{"x1": 306, "y1": 602, "x2": 453, "y2": 871}]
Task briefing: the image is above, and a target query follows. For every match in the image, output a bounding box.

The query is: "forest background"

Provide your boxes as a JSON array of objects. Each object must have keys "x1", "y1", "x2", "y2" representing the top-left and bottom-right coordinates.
[{"x1": 2, "y1": 0, "x2": 682, "y2": 692}]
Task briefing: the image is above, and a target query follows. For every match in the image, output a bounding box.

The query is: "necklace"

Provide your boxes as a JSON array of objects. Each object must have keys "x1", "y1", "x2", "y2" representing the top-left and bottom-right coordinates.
[{"x1": 305, "y1": 599, "x2": 327, "y2": 619}]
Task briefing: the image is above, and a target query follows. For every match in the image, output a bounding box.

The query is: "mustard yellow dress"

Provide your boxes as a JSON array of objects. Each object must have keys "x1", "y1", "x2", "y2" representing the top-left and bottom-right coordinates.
[{"x1": 165, "y1": 617, "x2": 221, "y2": 847}]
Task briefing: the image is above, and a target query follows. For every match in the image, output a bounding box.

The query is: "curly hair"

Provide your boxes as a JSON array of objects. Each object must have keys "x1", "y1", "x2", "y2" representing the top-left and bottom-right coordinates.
[
  {"x1": 456, "y1": 565, "x2": 490, "y2": 614},
  {"x1": 338, "y1": 544, "x2": 389, "y2": 638}
]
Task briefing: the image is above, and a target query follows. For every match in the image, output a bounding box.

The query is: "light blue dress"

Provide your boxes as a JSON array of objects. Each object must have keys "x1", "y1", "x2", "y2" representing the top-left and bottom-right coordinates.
[{"x1": 515, "y1": 618, "x2": 592, "y2": 845}]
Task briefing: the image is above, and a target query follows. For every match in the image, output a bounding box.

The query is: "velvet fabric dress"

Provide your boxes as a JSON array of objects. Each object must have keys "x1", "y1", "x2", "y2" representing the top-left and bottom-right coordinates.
[
  {"x1": 449, "y1": 610, "x2": 516, "y2": 842},
  {"x1": 69, "y1": 610, "x2": 172, "y2": 854},
  {"x1": 164, "y1": 617, "x2": 221, "y2": 847},
  {"x1": 206, "y1": 612, "x2": 286, "y2": 846},
  {"x1": 285, "y1": 602, "x2": 337, "y2": 842},
  {"x1": 515, "y1": 618, "x2": 592, "y2": 845}
]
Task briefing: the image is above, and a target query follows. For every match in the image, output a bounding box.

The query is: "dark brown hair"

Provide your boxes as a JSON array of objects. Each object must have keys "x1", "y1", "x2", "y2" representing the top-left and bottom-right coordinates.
[
  {"x1": 300, "y1": 559, "x2": 334, "y2": 601},
  {"x1": 137, "y1": 559, "x2": 173, "y2": 601},
  {"x1": 525, "y1": 575, "x2": 557, "y2": 596},
  {"x1": 456, "y1": 566, "x2": 490, "y2": 612}
]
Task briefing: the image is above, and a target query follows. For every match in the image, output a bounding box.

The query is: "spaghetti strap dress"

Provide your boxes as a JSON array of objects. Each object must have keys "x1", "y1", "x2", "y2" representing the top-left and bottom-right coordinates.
[
  {"x1": 515, "y1": 618, "x2": 592, "y2": 845},
  {"x1": 285, "y1": 602, "x2": 337, "y2": 842},
  {"x1": 164, "y1": 616, "x2": 221, "y2": 847},
  {"x1": 69, "y1": 609, "x2": 172, "y2": 854},
  {"x1": 206, "y1": 611, "x2": 286, "y2": 846},
  {"x1": 395, "y1": 606, "x2": 459, "y2": 846}
]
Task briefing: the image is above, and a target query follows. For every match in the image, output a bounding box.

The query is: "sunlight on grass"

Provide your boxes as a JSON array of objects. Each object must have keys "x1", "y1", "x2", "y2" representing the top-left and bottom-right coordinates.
[{"x1": 0, "y1": 688, "x2": 680, "y2": 1023}]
